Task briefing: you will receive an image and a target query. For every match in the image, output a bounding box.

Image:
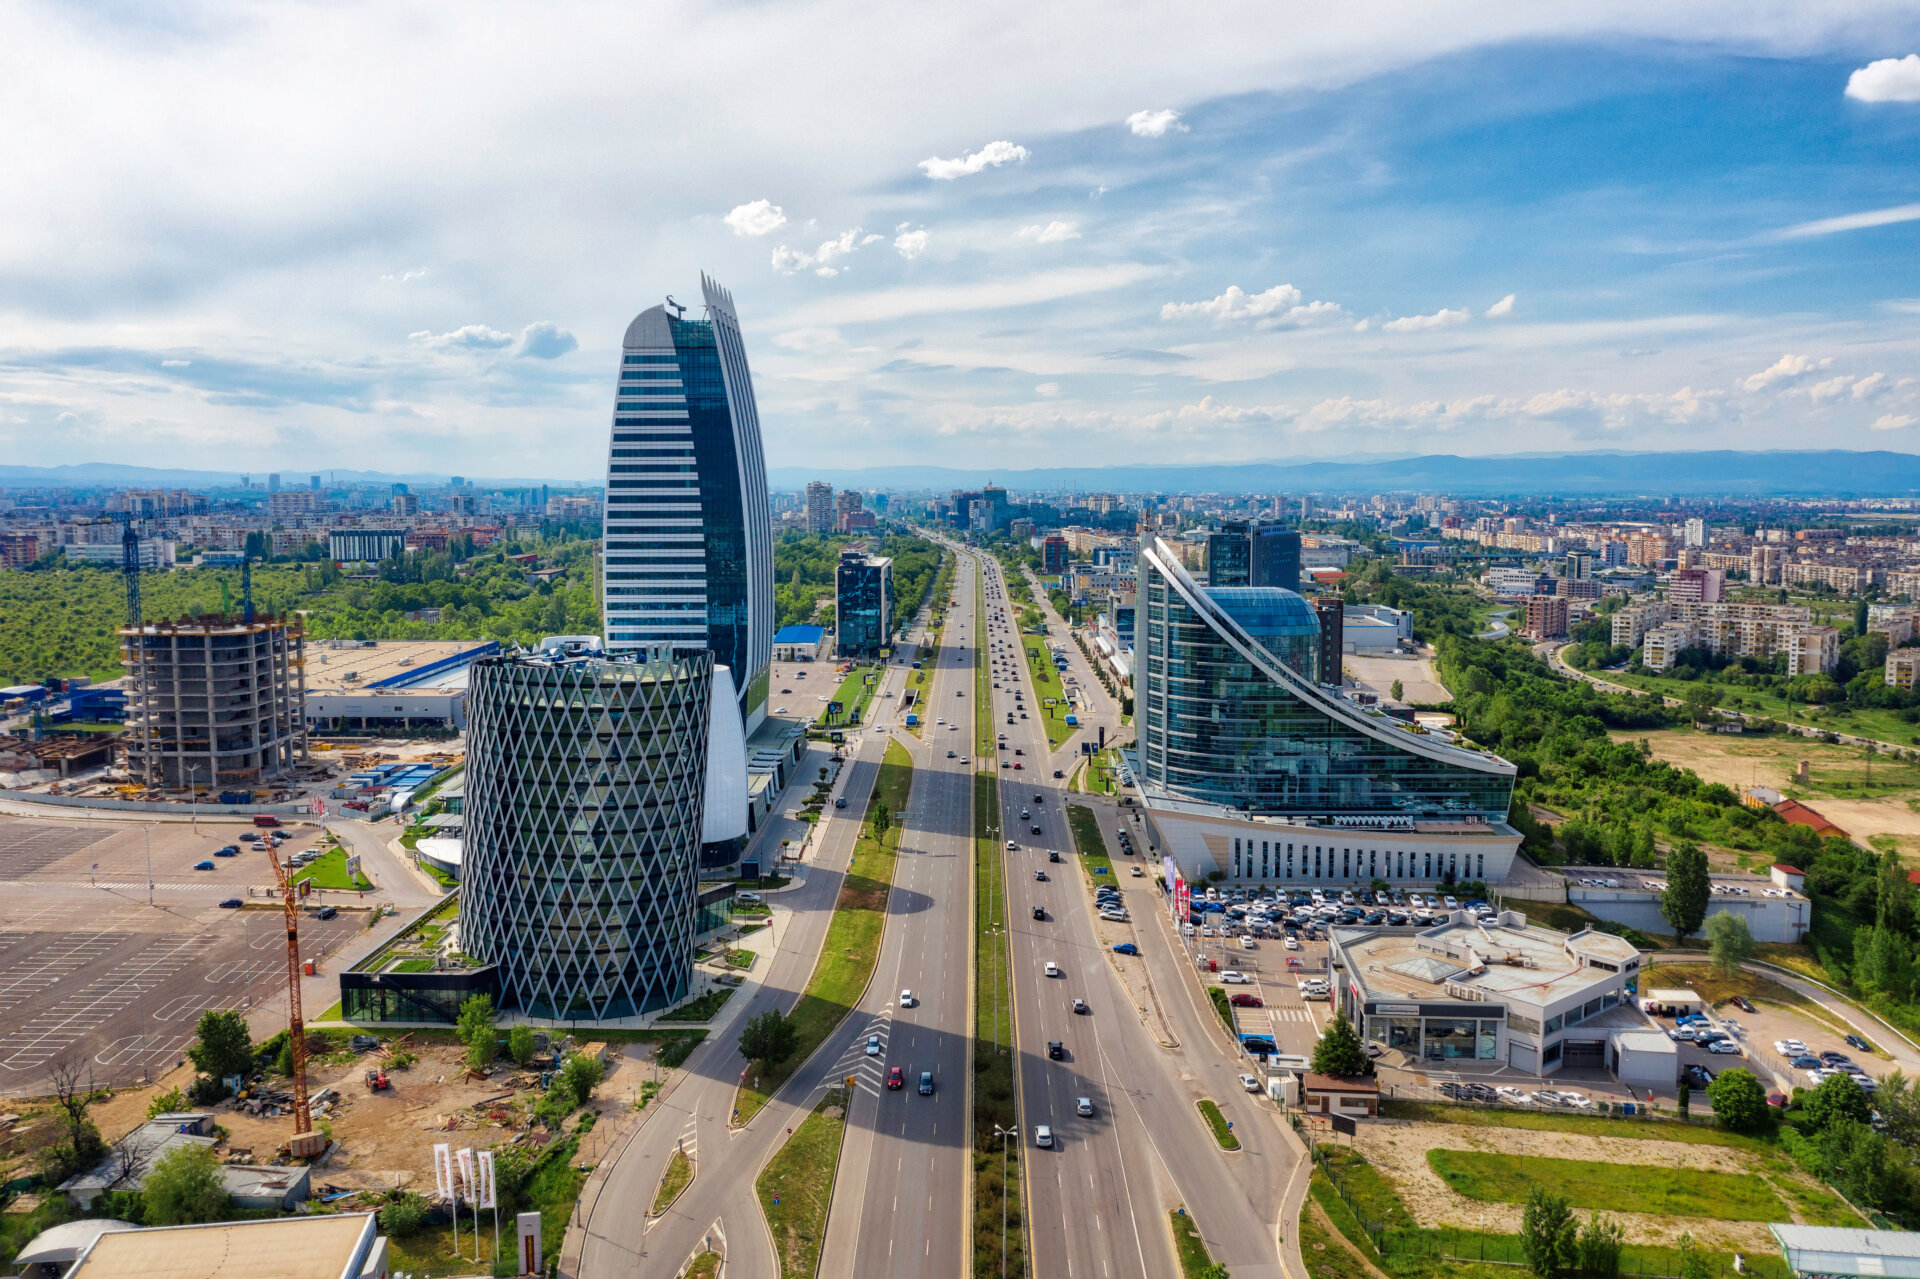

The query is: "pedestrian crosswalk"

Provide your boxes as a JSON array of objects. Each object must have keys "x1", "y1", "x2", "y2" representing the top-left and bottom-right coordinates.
[{"x1": 1269, "y1": 1006, "x2": 1317, "y2": 1024}]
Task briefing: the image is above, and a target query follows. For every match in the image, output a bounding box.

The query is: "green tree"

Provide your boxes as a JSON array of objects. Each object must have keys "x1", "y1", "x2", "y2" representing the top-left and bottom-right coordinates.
[
  {"x1": 1576, "y1": 1212, "x2": 1624, "y2": 1279},
  {"x1": 1856, "y1": 924, "x2": 1914, "y2": 998},
  {"x1": 145, "y1": 1087, "x2": 189, "y2": 1120},
  {"x1": 1879, "y1": 852, "x2": 1915, "y2": 934},
  {"x1": 1660, "y1": 842, "x2": 1711, "y2": 941},
  {"x1": 1390, "y1": 679, "x2": 1404, "y2": 701},
  {"x1": 1681, "y1": 683, "x2": 1716, "y2": 724},
  {"x1": 1705, "y1": 1068, "x2": 1770, "y2": 1132},
  {"x1": 456, "y1": 994, "x2": 497, "y2": 1072},
  {"x1": 1675, "y1": 1233, "x2": 1713, "y2": 1279},
  {"x1": 1704, "y1": 911, "x2": 1755, "y2": 978},
  {"x1": 1309, "y1": 1014, "x2": 1373, "y2": 1078},
  {"x1": 1520, "y1": 1187, "x2": 1578, "y2": 1278},
  {"x1": 871, "y1": 799, "x2": 891, "y2": 842},
  {"x1": 1805, "y1": 1070, "x2": 1872, "y2": 1131},
  {"x1": 737, "y1": 1010, "x2": 799, "y2": 1065},
  {"x1": 559, "y1": 1052, "x2": 603, "y2": 1105},
  {"x1": 143, "y1": 1144, "x2": 232, "y2": 1226},
  {"x1": 187, "y1": 1009, "x2": 254, "y2": 1083},
  {"x1": 508, "y1": 1025, "x2": 537, "y2": 1067},
  {"x1": 1814, "y1": 1117, "x2": 1892, "y2": 1209}
]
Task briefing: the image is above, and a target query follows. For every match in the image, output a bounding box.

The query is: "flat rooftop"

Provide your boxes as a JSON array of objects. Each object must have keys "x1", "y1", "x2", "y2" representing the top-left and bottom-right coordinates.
[
  {"x1": 66, "y1": 1213, "x2": 373, "y2": 1279},
  {"x1": 1334, "y1": 916, "x2": 1639, "y2": 1007},
  {"x1": 305, "y1": 639, "x2": 494, "y2": 693}
]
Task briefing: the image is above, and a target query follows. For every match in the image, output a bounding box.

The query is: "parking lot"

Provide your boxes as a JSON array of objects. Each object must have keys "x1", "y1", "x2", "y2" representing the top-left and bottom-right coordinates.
[{"x1": 0, "y1": 815, "x2": 363, "y2": 1097}]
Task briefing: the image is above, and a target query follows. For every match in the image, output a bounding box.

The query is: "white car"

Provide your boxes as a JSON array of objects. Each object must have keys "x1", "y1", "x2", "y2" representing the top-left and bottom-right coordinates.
[
  {"x1": 900, "y1": 989, "x2": 915, "y2": 1007},
  {"x1": 1239, "y1": 1073, "x2": 1261, "y2": 1093},
  {"x1": 1776, "y1": 1039, "x2": 1808, "y2": 1056},
  {"x1": 1708, "y1": 1039, "x2": 1741, "y2": 1054},
  {"x1": 1076, "y1": 1097, "x2": 1095, "y2": 1117},
  {"x1": 1240, "y1": 936, "x2": 1256, "y2": 949},
  {"x1": 1034, "y1": 1125, "x2": 1053, "y2": 1148},
  {"x1": 865, "y1": 1034, "x2": 882, "y2": 1055},
  {"x1": 1284, "y1": 936, "x2": 1300, "y2": 951},
  {"x1": 1044, "y1": 961, "x2": 1061, "y2": 978},
  {"x1": 1220, "y1": 970, "x2": 1251, "y2": 984},
  {"x1": 1496, "y1": 1086, "x2": 1530, "y2": 1105}
]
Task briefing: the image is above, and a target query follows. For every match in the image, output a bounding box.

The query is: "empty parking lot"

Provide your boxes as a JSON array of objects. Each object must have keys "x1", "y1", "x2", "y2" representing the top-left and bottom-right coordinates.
[{"x1": 0, "y1": 815, "x2": 363, "y2": 1097}]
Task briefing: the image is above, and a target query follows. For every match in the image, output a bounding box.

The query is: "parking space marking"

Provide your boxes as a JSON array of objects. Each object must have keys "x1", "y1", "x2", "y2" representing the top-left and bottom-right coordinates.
[
  {"x1": 0, "y1": 824, "x2": 106, "y2": 877},
  {"x1": 0, "y1": 935, "x2": 122, "y2": 1012},
  {"x1": 0, "y1": 933, "x2": 214, "y2": 1072}
]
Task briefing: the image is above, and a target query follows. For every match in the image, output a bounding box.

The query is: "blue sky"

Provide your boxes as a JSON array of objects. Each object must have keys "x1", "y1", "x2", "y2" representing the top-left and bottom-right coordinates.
[{"x1": 2, "y1": 2, "x2": 1918, "y2": 480}]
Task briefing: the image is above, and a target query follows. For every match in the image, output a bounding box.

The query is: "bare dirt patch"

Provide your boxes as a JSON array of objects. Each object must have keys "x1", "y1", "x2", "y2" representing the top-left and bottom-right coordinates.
[{"x1": 1353, "y1": 1120, "x2": 1785, "y2": 1250}]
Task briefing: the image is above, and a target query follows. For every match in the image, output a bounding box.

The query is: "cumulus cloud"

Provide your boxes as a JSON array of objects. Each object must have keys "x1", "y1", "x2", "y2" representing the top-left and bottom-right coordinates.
[
  {"x1": 1742, "y1": 353, "x2": 1832, "y2": 392},
  {"x1": 512, "y1": 321, "x2": 577, "y2": 359},
  {"x1": 1847, "y1": 54, "x2": 1920, "y2": 103},
  {"x1": 919, "y1": 140, "x2": 1029, "y2": 180},
  {"x1": 724, "y1": 199, "x2": 788, "y2": 236},
  {"x1": 1160, "y1": 283, "x2": 1341, "y2": 327},
  {"x1": 1382, "y1": 307, "x2": 1469, "y2": 333},
  {"x1": 410, "y1": 324, "x2": 514, "y2": 350},
  {"x1": 1035, "y1": 382, "x2": 1061, "y2": 397},
  {"x1": 773, "y1": 227, "x2": 875, "y2": 276},
  {"x1": 1874, "y1": 414, "x2": 1917, "y2": 430},
  {"x1": 893, "y1": 229, "x2": 929, "y2": 260},
  {"x1": 1126, "y1": 109, "x2": 1186, "y2": 137},
  {"x1": 1485, "y1": 293, "x2": 1516, "y2": 317},
  {"x1": 1017, "y1": 221, "x2": 1080, "y2": 244}
]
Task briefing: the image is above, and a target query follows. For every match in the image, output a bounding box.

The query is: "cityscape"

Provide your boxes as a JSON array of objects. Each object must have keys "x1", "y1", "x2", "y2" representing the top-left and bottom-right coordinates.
[{"x1": 4, "y1": 8, "x2": 1920, "y2": 1279}]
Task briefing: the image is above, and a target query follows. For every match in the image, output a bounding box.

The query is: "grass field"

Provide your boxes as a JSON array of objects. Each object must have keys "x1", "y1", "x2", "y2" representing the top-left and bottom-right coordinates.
[
  {"x1": 1303, "y1": 1176, "x2": 1378, "y2": 1279},
  {"x1": 1600, "y1": 671, "x2": 1912, "y2": 748},
  {"x1": 817, "y1": 664, "x2": 881, "y2": 728},
  {"x1": 1426, "y1": 1149, "x2": 1787, "y2": 1220},
  {"x1": 758, "y1": 1087, "x2": 850, "y2": 1279},
  {"x1": 1378, "y1": 1100, "x2": 1769, "y2": 1150},
  {"x1": 291, "y1": 847, "x2": 374, "y2": 892},
  {"x1": 734, "y1": 739, "x2": 913, "y2": 1126},
  {"x1": 658, "y1": 987, "x2": 733, "y2": 1023},
  {"x1": 1019, "y1": 638, "x2": 1079, "y2": 748},
  {"x1": 1617, "y1": 728, "x2": 1920, "y2": 802},
  {"x1": 1197, "y1": 1099, "x2": 1240, "y2": 1150}
]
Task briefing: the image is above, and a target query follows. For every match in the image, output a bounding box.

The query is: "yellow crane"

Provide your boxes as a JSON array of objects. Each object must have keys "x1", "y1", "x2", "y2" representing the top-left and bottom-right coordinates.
[{"x1": 266, "y1": 844, "x2": 326, "y2": 1158}]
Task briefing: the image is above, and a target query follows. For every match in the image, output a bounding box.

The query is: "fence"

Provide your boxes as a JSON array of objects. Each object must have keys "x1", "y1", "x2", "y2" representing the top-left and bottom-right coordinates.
[
  {"x1": 1305, "y1": 1131, "x2": 1773, "y2": 1279},
  {"x1": 1378, "y1": 1084, "x2": 1715, "y2": 1124},
  {"x1": 0, "y1": 789, "x2": 311, "y2": 816}
]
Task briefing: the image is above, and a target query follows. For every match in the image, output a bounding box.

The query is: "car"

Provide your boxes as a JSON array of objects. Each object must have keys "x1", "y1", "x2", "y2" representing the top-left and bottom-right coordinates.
[
  {"x1": 1847, "y1": 1034, "x2": 1876, "y2": 1052},
  {"x1": 1007, "y1": 840, "x2": 1018, "y2": 851},
  {"x1": 1240, "y1": 1073, "x2": 1262, "y2": 1093},
  {"x1": 1053, "y1": 769, "x2": 1065, "y2": 778},
  {"x1": 1820, "y1": 1051, "x2": 1854, "y2": 1065},
  {"x1": 1778, "y1": 1039, "x2": 1809, "y2": 1055},
  {"x1": 1032, "y1": 906, "x2": 1046, "y2": 921},
  {"x1": 1531, "y1": 1089, "x2": 1567, "y2": 1107},
  {"x1": 1732, "y1": 995, "x2": 1756, "y2": 1014},
  {"x1": 900, "y1": 989, "x2": 915, "y2": 1007},
  {"x1": 1708, "y1": 1039, "x2": 1741, "y2": 1054},
  {"x1": 193, "y1": 859, "x2": 215, "y2": 871},
  {"x1": 947, "y1": 750, "x2": 956, "y2": 758},
  {"x1": 1559, "y1": 1091, "x2": 1593, "y2": 1108},
  {"x1": 737, "y1": 891, "x2": 762, "y2": 903},
  {"x1": 1044, "y1": 961, "x2": 1061, "y2": 977},
  {"x1": 1790, "y1": 1054, "x2": 1822, "y2": 1069},
  {"x1": 1034, "y1": 870, "x2": 1048, "y2": 881},
  {"x1": 1014, "y1": 762, "x2": 1023, "y2": 769},
  {"x1": 1112, "y1": 943, "x2": 1139, "y2": 955},
  {"x1": 313, "y1": 905, "x2": 338, "y2": 920},
  {"x1": 1130, "y1": 866, "x2": 1143, "y2": 877},
  {"x1": 866, "y1": 1034, "x2": 882, "y2": 1056},
  {"x1": 1049, "y1": 851, "x2": 1060, "y2": 863},
  {"x1": 1220, "y1": 971, "x2": 1250, "y2": 984},
  {"x1": 1047, "y1": 1040, "x2": 1064, "y2": 1060},
  {"x1": 1035, "y1": 1125, "x2": 1053, "y2": 1148},
  {"x1": 919, "y1": 1072, "x2": 934, "y2": 1095},
  {"x1": 1496, "y1": 1086, "x2": 1530, "y2": 1105},
  {"x1": 219, "y1": 897, "x2": 244, "y2": 909},
  {"x1": 1075, "y1": 1096, "x2": 1094, "y2": 1117},
  {"x1": 1684, "y1": 1065, "x2": 1715, "y2": 1089},
  {"x1": 215, "y1": 845, "x2": 240, "y2": 856},
  {"x1": 887, "y1": 1066, "x2": 905, "y2": 1090},
  {"x1": 1230, "y1": 992, "x2": 1264, "y2": 1007}
]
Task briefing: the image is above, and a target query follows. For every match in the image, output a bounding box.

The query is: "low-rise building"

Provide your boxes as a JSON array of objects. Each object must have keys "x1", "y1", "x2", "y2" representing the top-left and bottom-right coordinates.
[
  {"x1": 58, "y1": 1212, "x2": 385, "y2": 1279},
  {"x1": 1301, "y1": 1072, "x2": 1379, "y2": 1118}
]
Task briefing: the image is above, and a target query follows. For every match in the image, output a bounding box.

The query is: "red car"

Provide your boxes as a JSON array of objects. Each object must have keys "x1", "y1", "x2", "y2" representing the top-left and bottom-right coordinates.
[
  {"x1": 1230, "y1": 993, "x2": 1264, "y2": 1007},
  {"x1": 886, "y1": 1066, "x2": 904, "y2": 1090}
]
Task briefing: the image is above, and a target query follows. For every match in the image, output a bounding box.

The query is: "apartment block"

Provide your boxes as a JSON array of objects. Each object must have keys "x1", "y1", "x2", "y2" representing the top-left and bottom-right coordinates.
[
  {"x1": 1524, "y1": 595, "x2": 1569, "y2": 640},
  {"x1": 1668, "y1": 567, "x2": 1725, "y2": 604},
  {"x1": 1784, "y1": 626, "x2": 1840, "y2": 678},
  {"x1": 1887, "y1": 650, "x2": 1920, "y2": 691}
]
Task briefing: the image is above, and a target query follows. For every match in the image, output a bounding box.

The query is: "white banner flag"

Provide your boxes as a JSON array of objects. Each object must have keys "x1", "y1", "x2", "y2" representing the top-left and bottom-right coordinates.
[
  {"x1": 476, "y1": 1149, "x2": 497, "y2": 1210},
  {"x1": 455, "y1": 1147, "x2": 476, "y2": 1202},
  {"x1": 432, "y1": 1143, "x2": 453, "y2": 1200}
]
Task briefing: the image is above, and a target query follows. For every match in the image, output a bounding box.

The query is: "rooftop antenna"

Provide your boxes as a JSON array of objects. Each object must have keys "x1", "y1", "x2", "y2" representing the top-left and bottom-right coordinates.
[{"x1": 665, "y1": 294, "x2": 687, "y2": 318}]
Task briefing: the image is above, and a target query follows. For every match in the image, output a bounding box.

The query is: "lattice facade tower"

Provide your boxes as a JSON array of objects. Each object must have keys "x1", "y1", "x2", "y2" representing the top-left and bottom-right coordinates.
[{"x1": 461, "y1": 648, "x2": 712, "y2": 1020}]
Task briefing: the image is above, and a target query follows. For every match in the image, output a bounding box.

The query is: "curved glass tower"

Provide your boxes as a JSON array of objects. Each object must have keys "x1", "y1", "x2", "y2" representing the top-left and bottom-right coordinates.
[
  {"x1": 1137, "y1": 538, "x2": 1514, "y2": 820},
  {"x1": 461, "y1": 647, "x2": 711, "y2": 1020},
  {"x1": 600, "y1": 274, "x2": 773, "y2": 733}
]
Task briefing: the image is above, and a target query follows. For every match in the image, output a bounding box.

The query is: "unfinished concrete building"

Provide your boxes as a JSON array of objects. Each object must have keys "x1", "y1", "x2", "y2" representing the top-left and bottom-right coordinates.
[{"x1": 119, "y1": 617, "x2": 309, "y2": 789}]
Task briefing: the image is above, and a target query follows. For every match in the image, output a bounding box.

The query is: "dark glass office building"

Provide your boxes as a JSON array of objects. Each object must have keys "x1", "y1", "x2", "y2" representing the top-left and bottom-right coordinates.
[
  {"x1": 835, "y1": 550, "x2": 893, "y2": 656},
  {"x1": 1136, "y1": 538, "x2": 1513, "y2": 821},
  {"x1": 1208, "y1": 519, "x2": 1301, "y2": 593}
]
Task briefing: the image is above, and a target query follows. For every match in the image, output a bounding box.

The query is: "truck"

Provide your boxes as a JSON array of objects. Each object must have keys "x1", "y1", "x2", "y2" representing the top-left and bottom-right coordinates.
[{"x1": 252, "y1": 814, "x2": 282, "y2": 828}]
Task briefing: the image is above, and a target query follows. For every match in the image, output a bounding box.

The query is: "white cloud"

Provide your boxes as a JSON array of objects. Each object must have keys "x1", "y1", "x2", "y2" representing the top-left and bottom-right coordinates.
[
  {"x1": 893, "y1": 229, "x2": 929, "y2": 260},
  {"x1": 1847, "y1": 54, "x2": 1920, "y2": 103},
  {"x1": 1742, "y1": 352, "x2": 1831, "y2": 392},
  {"x1": 380, "y1": 268, "x2": 428, "y2": 283},
  {"x1": 512, "y1": 321, "x2": 577, "y2": 359},
  {"x1": 1778, "y1": 203, "x2": 1920, "y2": 239},
  {"x1": 1485, "y1": 293, "x2": 1516, "y2": 317},
  {"x1": 1126, "y1": 109, "x2": 1186, "y2": 137},
  {"x1": 774, "y1": 263, "x2": 1165, "y2": 327},
  {"x1": 1874, "y1": 414, "x2": 1917, "y2": 430},
  {"x1": 1852, "y1": 371, "x2": 1889, "y2": 400},
  {"x1": 1807, "y1": 374, "x2": 1855, "y2": 403},
  {"x1": 1382, "y1": 307, "x2": 1469, "y2": 333},
  {"x1": 410, "y1": 324, "x2": 514, "y2": 350},
  {"x1": 160, "y1": 358, "x2": 191, "y2": 368},
  {"x1": 1017, "y1": 221, "x2": 1081, "y2": 244},
  {"x1": 1035, "y1": 382, "x2": 1061, "y2": 397},
  {"x1": 724, "y1": 199, "x2": 788, "y2": 237},
  {"x1": 1160, "y1": 283, "x2": 1340, "y2": 327},
  {"x1": 919, "y1": 140, "x2": 1029, "y2": 180},
  {"x1": 772, "y1": 227, "x2": 869, "y2": 276}
]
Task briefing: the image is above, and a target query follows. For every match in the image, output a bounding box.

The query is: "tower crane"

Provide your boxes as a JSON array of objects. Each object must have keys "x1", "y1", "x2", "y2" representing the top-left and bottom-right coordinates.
[{"x1": 265, "y1": 843, "x2": 327, "y2": 1158}]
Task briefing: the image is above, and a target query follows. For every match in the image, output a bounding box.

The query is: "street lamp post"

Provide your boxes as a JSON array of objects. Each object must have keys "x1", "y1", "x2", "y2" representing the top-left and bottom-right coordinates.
[
  {"x1": 186, "y1": 762, "x2": 200, "y2": 835},
  {"x1": 144, "y1": 824, "x2": 154, "y2": 906}
]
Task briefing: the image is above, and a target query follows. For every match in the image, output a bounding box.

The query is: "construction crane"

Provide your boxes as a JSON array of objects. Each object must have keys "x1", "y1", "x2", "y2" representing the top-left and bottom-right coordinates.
[
  {"x1": 265, "y1": 843, "x2": 326, "y2": 1158},
  {"x1": 114, "y1": 513, "x2": 142, "y2": 627}
]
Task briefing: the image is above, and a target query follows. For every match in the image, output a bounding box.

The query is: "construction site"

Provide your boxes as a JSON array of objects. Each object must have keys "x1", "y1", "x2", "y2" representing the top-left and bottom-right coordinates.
[{"x1": 118, "y1": 615, "x2": 310, "y2": 791}]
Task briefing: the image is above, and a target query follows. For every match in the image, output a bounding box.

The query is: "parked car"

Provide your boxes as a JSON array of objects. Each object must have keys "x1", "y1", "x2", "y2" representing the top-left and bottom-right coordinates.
[
  {"x1": 1684, "y1": 1065, "x2": 1715, "y2": 1089},
  {"x1": 1846, "y1": 1033, "x2": 1876, "y2": 1052},
  {"x1": 219, "y1": 897, "x2": 244, "y2": 909},
  {"x1": 1112, "y1": 943, "x2": 1139, "y2": 955},
  {"x1": 314, "y1": 905, "x2": 338, "y2": 920},
  {"x1": 1220, "y1": 971, "x2": 1250, "y2": 984},
  {"x1": 1732, "y1": 995, "x2": 1756, "y2": 1014},
  {"x1": 1230, "y1": 993, "x2": 1264, "y2": 1007},
  {"x1": 1239, "y1": 1073, "x2": 1261, "y2": 1093},
  {"x1": 1708, "y1": 1039, "x2": 1741, "y2": 1054},
  {"x1": 193, "y1": 860, "x2": 215, "y2": 871},
  {"x1": 1495, "y1": 1086, "x2": 1530, "y2": 1105},
  {"x1": 214, "y1": 846, "x2": 239, "y2": 857}
]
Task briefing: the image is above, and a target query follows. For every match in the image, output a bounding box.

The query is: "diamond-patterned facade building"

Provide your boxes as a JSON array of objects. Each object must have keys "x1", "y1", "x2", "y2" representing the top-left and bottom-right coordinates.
[{"x1": 461, "y1": 646, "x2": 712, "y2": 1020}]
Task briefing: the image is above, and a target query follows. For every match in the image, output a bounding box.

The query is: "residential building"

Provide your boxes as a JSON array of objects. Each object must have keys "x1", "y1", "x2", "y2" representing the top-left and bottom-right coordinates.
[
  {"x1": 1683, "y1": 517, "x2": 1706, "y2": 548},
  {"x1": 802, "y1": 483, "x2": 834, "y2": 533},
  {"x1": 329, "y1": 529, "x2": 407, "y2": 564},
  {"x1": 1783, "y1": 561, "x2": 1876, "y2": 595},
  {"x1": 65, "y1": 538, "x2": 175, "y2": 568},
  {"x1": 1749, "y1": 544, "x2": 1783, "y2": 586},
  {"x1": 391, "y1": 493, "x2": 420, "y2": 516},
  {"x1": 462, "y1": 644, "x2": 713, "y2": 1019},
  {"x1": 834, "y1": 488, "x2": 864, "y2": 531},
  {"x1": 268, "y1": 490, "x2": 319, "y2": 519},
  {"x1": 1668, "y1": 567, "x2": 1725, "y2": 604},
  {"x1": 1311, "y1": 594, "x2": 1344, "y2": 684},
  {"x1": 1133, "y1": 539, "x2": 1520, "y2": 888},
  {"x1": 1641, "y1": 622, "x2": 1695, "y2": 671},
  {"x1": 835, "y1": 549, "x2": 893, "y2": 655},
  {"x1": 1331, "y1": 914, "x2": 1647, "y2": 1075},
  {"x1": 0, "y1": 531, "x2": 41, "y2": 567},
  {"x1": 1888, "y1": 649, "x2": 1920, "y2": 691},
  {"x1": 1524, "y1": 594, "x2": 1569, "y2": 640},
  {"x1": 1784, "y1": 625, "x2": 1840, "y2": 677}
]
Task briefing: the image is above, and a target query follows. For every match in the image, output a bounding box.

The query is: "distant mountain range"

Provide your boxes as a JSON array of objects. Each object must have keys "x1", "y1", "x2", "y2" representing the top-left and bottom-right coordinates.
[
  {"x1": 1, "y1": 449, "x2": 1912, "y2": 497},
  {"x1": 768, "y1": 450, "x2": 1918, "y2": 497}
]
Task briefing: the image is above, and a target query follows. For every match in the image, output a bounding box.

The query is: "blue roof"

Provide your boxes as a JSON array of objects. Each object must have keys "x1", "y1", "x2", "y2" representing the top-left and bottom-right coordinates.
[{"x1": 774, "y1": 625, "x2": 826, "y2": 644}]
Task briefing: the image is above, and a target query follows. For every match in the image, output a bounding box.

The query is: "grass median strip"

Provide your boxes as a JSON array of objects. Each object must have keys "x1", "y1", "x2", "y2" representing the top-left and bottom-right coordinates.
[
  {"x1": 758, "y1": 1086, "x2": 850, "y2": 1279},
  {"x1": 651, "y1": 1147, "x2": 693, "y2": 1216},
  {"x1": 1425, "y1": 1148, "x2": 1786, "y2": 1220},
  {"x1": 973, "y1": 765, "x2": 1027, "y2": 1279},
  {"x1": 1197, "y1": 1099, "x2": 1240, "y2": 1151},
  {"x1": 734, "y1": 739, "x2": 914, "y2": 1126},
  {"x1": 1169, "y1": 1209, "x2": 1221, "y2": 1279},
  {"x1": 1065, "y1": 803, "x2": 1112, "y2": 883}
]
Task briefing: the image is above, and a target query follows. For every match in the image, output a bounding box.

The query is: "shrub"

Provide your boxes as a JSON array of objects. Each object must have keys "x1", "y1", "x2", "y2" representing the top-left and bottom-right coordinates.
[
  {"x1": 145, "y1": 1087, "x2": 189, "y2": 1120},
  {"x1": 378, "y1": 1190, "x2": 432, "y2": 1236},
  {"x1": 1706, "y1": 1069, "x2": 1771, "y2": 1133},
  {"x1": 1520, "y1": 1187, "x2": 1578, "y2": 1277},
  {"x1": 143, "y1": 1144, "x2": 231, "y2": 1226},
  {"x1": 508, "y1": 1026, "x2": 537, "y2": 1067}
]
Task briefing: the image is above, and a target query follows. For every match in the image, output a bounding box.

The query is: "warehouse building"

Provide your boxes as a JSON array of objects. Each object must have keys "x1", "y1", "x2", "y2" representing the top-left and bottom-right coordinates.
[{"x1": 304, "y1": 639, "x2": 498, "y2": 734}]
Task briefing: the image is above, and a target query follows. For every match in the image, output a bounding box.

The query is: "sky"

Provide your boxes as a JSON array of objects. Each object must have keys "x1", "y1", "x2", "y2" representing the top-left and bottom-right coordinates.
[{"x1": 2, "y1": 2, "x2": 1920, "y2": 481}]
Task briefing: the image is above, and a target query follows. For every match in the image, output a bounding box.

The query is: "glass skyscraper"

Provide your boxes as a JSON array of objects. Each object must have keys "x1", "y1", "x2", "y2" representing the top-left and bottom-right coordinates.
[
  {"x1": 835, "y1": 549, "x2": 893, "y2": 656},
  {"x1": 1137, "y1": 538, "x2": 1513, "y2": 820},
  {"x1": 600, "y1": 274, "x2": 773, "y2": 733}
]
